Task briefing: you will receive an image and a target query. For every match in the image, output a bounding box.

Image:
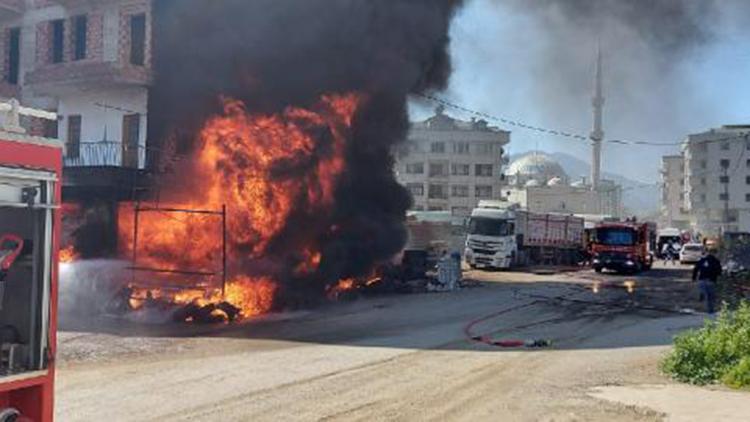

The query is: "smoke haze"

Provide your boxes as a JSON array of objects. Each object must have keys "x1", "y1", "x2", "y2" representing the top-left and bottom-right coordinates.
[{"x1": 429, "y1": 0, "x2": 750, "y2": 194}]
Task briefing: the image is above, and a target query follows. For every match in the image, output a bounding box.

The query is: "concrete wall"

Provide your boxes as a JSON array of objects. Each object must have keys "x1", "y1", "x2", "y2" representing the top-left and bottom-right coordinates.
[{"x1": 507, "y1": 185, "x2": 602, "y2": 215}]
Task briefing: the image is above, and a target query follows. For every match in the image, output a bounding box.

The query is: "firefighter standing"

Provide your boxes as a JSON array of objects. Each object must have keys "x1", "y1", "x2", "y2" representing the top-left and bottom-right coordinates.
[{"x1": 692, "y1": 248, "x2": 722, "y2": 314}]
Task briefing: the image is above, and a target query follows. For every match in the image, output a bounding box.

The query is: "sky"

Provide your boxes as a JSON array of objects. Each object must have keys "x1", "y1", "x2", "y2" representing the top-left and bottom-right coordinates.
[{"x1": 410, "y1": 0, "x2": 750, "y2": 184}]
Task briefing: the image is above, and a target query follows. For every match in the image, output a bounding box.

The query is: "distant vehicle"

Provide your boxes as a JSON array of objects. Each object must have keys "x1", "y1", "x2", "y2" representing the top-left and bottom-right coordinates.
[
  {"x1": 591, "y1": 221, "x2": 653, "y2": 274},
  {"x1": 656, "y1": 228, "x2": 682, "y2": 259},
  {"x1": 464, "y1": 201, "x2": 584, "y2": 269},
  {"x1": 679, "y1": 243, "x2": 705, "y2": 264}
]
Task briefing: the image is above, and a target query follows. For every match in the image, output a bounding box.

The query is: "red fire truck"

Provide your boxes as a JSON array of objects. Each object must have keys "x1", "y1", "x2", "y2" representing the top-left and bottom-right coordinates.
[
  {"x1": 591, "y1": 220, "x2": 654, "y2": 274},
  {"x1": 0, "y1": 102, "x2": 61, "y2": 422}
]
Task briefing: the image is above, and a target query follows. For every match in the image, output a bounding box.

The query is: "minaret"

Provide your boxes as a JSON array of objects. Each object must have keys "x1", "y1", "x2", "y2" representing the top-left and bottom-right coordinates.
[{"x1": 590, "y1": 45, "x2": 604, "y2": 191}]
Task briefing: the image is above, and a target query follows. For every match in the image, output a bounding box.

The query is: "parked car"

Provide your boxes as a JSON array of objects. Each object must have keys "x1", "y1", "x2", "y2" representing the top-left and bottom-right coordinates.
[{"x1": 679, "y1": 243, "x2": 704, "y2": 264}]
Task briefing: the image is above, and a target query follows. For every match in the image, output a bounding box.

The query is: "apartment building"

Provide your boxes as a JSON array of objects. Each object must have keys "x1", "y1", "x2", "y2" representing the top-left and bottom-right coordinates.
[
  {"x1": 0, "y1": 0, "x2": 153, "y2": 256},
  {"x1": 396, "y1": 106, "x2": 510, "y2": 216},
  {"x1": 660, "y1": 155, "x2": 690, "y2": 229},
  {"x1": 0, "y1": 0, "x2": 152, "y2": 170},
  {"x1": 682, "y1": 125, "x2": 750, "y2": 234}
]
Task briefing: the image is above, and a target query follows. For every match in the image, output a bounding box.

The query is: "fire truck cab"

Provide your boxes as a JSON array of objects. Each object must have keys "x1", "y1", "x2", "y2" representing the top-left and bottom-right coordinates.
[
  {"x1": 591, "y1": 221, "x2": 654, "y2": 274},
  {"x1": 0, "y1": 101, "x2": 61, "y2": 422}
]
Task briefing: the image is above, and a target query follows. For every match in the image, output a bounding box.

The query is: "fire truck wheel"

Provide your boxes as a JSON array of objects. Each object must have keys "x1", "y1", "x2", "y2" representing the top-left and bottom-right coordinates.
[{"x1": 0, "y1": 408, "x2": 19, "y2": 422}]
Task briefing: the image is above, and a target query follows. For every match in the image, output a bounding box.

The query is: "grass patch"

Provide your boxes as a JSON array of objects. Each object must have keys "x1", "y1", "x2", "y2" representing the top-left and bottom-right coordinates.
[{"x1": 663, "y1": 301, "x2": 750, "y2": 389}]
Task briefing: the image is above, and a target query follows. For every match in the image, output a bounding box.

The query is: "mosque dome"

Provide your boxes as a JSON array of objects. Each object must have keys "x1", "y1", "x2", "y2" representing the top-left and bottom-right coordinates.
[
  {"x1": 507, "y1": 153, "x2": 569, "y2": 187},
  {"x1": 547, "y1": 176, "x2": 564, "y2": 186},
  {"x1": 525, "y1": 179, "x2": 540, "y2": 187}
]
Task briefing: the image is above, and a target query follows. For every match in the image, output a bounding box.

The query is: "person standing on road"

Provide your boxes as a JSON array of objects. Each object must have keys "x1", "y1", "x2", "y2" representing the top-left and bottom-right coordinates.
[
  {"x1": 692, "y1": 248, "x2": 722, "y2": 314},
  {"x1": 661, "y1": 242, "x2": 675, "y2": 265}
]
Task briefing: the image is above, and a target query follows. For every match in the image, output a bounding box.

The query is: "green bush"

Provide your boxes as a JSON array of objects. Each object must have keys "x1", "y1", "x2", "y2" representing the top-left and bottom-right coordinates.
[
  {"x1": 663, "y1": 301, "x2": 750, "y2": 388},
  {"x1": 722, "y1": 357, "x2": 750, "y2": 389}
]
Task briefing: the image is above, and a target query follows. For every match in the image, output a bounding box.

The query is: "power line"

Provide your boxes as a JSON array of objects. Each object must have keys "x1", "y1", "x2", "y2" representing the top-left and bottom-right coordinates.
[{"x1": 416, "y1": 93, "x2": 750, "y2": 148}]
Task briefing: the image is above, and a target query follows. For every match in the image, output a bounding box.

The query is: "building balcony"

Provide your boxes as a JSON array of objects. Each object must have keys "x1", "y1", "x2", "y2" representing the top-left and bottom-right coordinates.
[
  {"x1": 62, "y1": 142, "x2": 158, "y2": 201},
  {"x1": 0, "y1": 0, "x2": 23, "y2": 22},
  {"x1": 63, "y1": 141, "x2": 156, "y2": 169},
  {"x1": 25, "y1": 61, "x2": 152, "y2": 97}
]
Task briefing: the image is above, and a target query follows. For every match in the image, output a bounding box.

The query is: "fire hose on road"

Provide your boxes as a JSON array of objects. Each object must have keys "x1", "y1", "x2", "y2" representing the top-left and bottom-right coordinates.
[{"x1": 464, "y1": 284, "x2": 697, "y2": 349}]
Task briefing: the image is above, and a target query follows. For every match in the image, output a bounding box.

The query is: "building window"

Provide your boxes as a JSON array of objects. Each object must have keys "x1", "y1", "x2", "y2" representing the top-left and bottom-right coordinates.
[
  {"x1": 746, "y1": 159, "x2": 750, "y2": 168},
  {"x1": 720, "y1": 159, "x2": 730, "y2": 169},
  {"x1": 451, "y1": 185, "x2": 469, "y2": 197},
  {"x1": 728, "y1": 210, "x2": 739, "y2": 223},
  {"x1": 6, "y1": 27, "x2": 20, "y2": 85},
  {"x1": 66, "y1": 115, "x2": 81, "y2": 158},
  {"x1": 475, "y1": 185, "x2": 492, "y2": 198},
  {"x1": 428, "y1": 163, "x2": 447, "y2": 177},
  {"x1": 475, "y1": 143, "x2": 494, "y2": 155},
  {"x1": 720, "y1": 193, "x2": 729, "y2": 201},
  {"x1": 700, "y1": 194, "x2": 706, "y2": 203},
  {"x1": 475, "y1": 164, "x2": 493, "y2": 177},
  {"x1": 428, "y1": 205, "x2": 447, "y2": 211},
  {"x1": 406, "y1": 183, "x2": 424, "y2": 197},
  {"x1": 130, "y1": 13, "x2": 147, "y2": 66},
  {"x1": 430, "y1": 142, "x2": 445, "y2": 153},
  {"x1": 746, "y1": 193, "x2": 750, "y2": 202},
  {"x1": 428, "y1": 184, "x2": 448, "y2": 199},
  {"x1": 700, "y1": 160, "x2": 707, "y2": 169},
  {"x1": 405, "y1": 162, "x2": 424, "y2": 174},
  {"x1": 51, "y1": 19, "x2": 65, "y2": 63},
  {"x1": 451, "y1": 163, "x2": 470, "y2": 176},
  {"x1": 720, "y1": 175, "x2": 730, "y2": 184},
  {"x1": 44, "y1": 119, "x2": 59, "y2": 139},
  {"x1": 73, "y1": 15, "x2": 88, "y2": 61},
  {"x1": 452, "y1": 142, "x2": 469, "y2": 154},
  {"x1": 700, "y1": 177, "x2": 706, "y2": 186},
  {"x1": 122, "y1": 114, "x2": 141, "y2": 167},
  {"x1": 679, "y1": 179, "x2": 684, "y2": 186}
]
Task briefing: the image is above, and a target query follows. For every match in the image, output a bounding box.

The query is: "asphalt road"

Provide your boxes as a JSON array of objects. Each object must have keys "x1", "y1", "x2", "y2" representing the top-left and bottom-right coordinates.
[{"x1": 55, "y1": 263, "x2": 749, "y2": 421}]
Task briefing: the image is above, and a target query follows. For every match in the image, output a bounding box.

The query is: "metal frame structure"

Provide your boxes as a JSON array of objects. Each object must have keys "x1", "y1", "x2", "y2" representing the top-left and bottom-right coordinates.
[{"x1": 129, "y1": 203, "x2": 228, "y2": 296}]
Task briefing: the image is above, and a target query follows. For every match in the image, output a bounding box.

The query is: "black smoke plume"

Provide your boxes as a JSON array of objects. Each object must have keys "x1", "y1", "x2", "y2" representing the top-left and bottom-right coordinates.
[
  {"x1": 510, "y1": 0, "x2": 721, "y2": 55},
  {"x1": 149, "y1": 0, "x2": 463, "y2": 303}
]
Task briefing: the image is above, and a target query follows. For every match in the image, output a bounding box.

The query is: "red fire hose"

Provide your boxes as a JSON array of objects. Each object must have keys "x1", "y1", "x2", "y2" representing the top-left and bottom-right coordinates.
[{"x1": 0, "y1": 234, "x2": 23, "y2": 281}]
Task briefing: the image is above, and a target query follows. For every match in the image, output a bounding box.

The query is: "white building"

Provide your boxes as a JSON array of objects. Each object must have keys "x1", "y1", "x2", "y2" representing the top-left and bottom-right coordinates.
[
  {"x1": 682, "y1": 125, "x2": 750, "y2": 234},
  {"x1": 0, "y1": 0, "x2": 152, "y2": 169},
  {"x1": 396, "y1": 106, "x2": 510, "y2": 216},
  {"x1": 503, "y1": 153, "x2": 623, "y2": 217},
  {"x1": 660, "y1": 155, "x2": 690, "y2": 229}
]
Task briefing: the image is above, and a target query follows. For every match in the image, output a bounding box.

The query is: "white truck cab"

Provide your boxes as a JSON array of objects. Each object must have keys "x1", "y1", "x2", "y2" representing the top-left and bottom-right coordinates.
[{"x1": 464, "y1": 201, "x2": 519, "y2": 269}]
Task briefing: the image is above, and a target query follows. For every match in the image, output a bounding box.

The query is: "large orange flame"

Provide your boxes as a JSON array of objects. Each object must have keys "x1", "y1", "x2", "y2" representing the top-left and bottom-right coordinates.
[{"x1": 117, "y1": 93, "x2": 362, "y2": 318}]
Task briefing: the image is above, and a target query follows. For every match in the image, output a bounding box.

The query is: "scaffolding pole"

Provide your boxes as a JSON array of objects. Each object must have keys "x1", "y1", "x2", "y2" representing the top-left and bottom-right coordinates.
[{"x1": 129, "y1": 204, "x2": 228, "y2": 296}]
